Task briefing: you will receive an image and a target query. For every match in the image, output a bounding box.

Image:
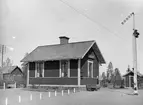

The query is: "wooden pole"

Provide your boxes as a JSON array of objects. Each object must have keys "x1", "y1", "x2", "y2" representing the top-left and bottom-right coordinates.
[
  {"x1": 1, "y1": 45, "x2": 4, "y2": 67},
  {"x1": 132, "y1": 13, "x2": 138, "y2": 95}
]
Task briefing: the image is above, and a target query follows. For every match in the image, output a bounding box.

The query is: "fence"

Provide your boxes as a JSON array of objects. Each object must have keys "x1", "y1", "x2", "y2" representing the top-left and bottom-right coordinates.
[
  {"x1": 0, "y1": 82, "x2": 17, "y2": 90},
  {"x1": 3, "y1": 88, "x2": 78, "y2": 105}
]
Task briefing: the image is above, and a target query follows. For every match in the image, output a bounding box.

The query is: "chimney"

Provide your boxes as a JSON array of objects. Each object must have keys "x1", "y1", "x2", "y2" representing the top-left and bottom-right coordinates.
[{"x1": 59, "y1": 36, "x2": 69, "y2": 44}]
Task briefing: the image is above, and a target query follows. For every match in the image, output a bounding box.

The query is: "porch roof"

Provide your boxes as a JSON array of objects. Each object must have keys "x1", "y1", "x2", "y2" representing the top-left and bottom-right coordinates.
[{"x1": 21, "y1": 40, "x2": 105, "y2": 63}]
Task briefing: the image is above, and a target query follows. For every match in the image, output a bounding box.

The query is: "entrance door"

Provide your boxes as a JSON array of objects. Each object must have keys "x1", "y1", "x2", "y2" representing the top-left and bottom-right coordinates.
[
  {"x1": 131, "y1": 76, "x2": 134, "y2": 87},
  {"x1": 88, "y1": 61, "x2": 93, "y2": 78}
]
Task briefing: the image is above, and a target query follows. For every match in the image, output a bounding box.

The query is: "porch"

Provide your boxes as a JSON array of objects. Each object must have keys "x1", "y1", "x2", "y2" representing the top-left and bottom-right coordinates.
[{"x1": 27, "y1": 59, "x2": 81, "y2": 86}]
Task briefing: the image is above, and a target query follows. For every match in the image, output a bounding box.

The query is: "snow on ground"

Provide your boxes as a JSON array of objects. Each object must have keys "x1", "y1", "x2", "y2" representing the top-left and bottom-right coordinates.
[{"x1": 0, "y1": 88, "x2": 143, "y2": 105}]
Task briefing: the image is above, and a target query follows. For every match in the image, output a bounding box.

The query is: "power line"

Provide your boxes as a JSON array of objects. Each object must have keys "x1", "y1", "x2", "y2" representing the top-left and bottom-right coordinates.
[{"x1": 59, "y1": 0, "x2": 125, "y2": 40}]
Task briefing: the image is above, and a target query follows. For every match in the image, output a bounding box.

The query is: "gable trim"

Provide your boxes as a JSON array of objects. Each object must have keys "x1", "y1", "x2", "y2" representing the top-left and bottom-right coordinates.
[
  {"x1": 81, "y1": 41, "x2": 95, "y2": 59},
  {"x1": 11, "y1": 66, "x2": 23, "y2": 74}
]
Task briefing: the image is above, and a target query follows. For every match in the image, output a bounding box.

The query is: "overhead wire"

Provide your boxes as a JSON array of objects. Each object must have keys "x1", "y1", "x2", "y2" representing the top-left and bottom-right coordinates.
[{"x1": 59, "y1": 0, "x2": 125, "y2": 41}]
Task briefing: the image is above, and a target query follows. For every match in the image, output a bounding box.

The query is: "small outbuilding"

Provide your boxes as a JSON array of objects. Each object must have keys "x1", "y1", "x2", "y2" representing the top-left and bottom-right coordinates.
[
  {"x1": 0, "y1": 66, "x2": 23, "y2": 85},
  {"x1": 123, "y1": 69, "x2": 143, "y2": 88}
]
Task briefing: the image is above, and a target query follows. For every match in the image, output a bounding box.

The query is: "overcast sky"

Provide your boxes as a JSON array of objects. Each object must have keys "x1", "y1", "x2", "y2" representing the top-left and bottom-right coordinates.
[{"x1": 0, "y1": 0, "x2": 143, "y2": 74}]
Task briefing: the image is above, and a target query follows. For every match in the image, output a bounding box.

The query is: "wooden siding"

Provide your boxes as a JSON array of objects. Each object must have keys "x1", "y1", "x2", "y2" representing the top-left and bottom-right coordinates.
[
  {"x1": 44, "y1": 70, "x2": 59, "y2": 77},
  {"x1": 44, "y1": 61, "x2": 59, "y2": 77},
  {"x1": 81, "y1": 78, "x2": 97, "y2": 85},
  {"x1": 11, "y1": 68, "x2": 23, "y2": 75},
  {"x1": 81, "y1": 47, "x2": 99, "y2": 85},
  {"x1": 81, "y1": 47, "x2": 99, "y2": 78},
  {"x1": 29, "y1": 70, "x2": 35, "y2": 77},
  {"x1": 29, "y1": 77, "x2": 78, "y2": 85}
]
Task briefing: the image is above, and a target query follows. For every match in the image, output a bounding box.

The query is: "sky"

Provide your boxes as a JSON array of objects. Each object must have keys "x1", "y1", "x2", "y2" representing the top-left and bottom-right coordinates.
[{"x1": 0, "y1": 0, "x2": 143, "y2": 75}]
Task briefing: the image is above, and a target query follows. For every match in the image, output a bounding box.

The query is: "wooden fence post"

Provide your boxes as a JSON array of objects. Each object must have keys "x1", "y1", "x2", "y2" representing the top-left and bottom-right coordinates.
[
  {"x1": 62, "y1": 90, "x2": 64, "y2": 96},
  {"x1": 5, "y1": 97, "x2": 8, "y2": 105},
  {"x1": 3, "y1": 82, "x2": 5, "y2": 90}
]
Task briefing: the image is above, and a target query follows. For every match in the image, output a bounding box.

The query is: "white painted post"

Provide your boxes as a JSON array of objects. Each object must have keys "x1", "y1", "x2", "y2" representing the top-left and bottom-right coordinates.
[
  {"x1": 15, "y1": 82, "x2": 16, "y2": 88},
  {"x1": 27, "y1": 63, "x2": 29, "y2": 87},
  {"x1": 68, "y1": 60, "x2": 70, "y2": 77},
  {"x1": 62, "y1": 90, "x2": 63, "y2": 96},
  {"x1": 55, "y1": 91, "x2": 57, "y2": 96},
  {"x1": 78, "y1": 59, "x2": 81, "y2": 86},
  {"x1": 73, "y1": 88, "x2": 75, "y2": 93},
  {"x1": 68, "y1": 89, "x2": 70, "y2": 95},
  {"x1": 3, "y1": 82, "x2": 5, "y2": 90},
  {"x1": 30, "y1": 93, "x2": 32, "y2": 101},
  {"x1": 5, "y1": 97, "x2": 8, "y2": 105},
  {"x1": 19, "y1": 96, "x2": 21, "y2": 103},
  {"x1": 59, "y1": 60, "x2": 61, "y2": 77},
  {"x1": 48, "y1": 92, "x2": 51, "y2": 97},
  {"x1": 40, "y1": 93, "x2": 42, "y2": 100}
]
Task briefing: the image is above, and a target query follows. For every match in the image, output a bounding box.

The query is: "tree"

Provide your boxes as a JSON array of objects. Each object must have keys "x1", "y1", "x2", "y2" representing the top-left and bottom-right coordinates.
[
  {"x1": 101, "y1": 72, "x2": 107, "y2": 87},
  {"x1": 126, "y1": 65, "x2": 131, "y2": 72},
  {"x1": 107, "y1": 62, "x2": 114, "y2": 83},
  {"x1": 102, "y1": 72, "x2": 106, "y2": 81},
  {"x1": 113, "y1": 68, "x2": 122, "y2": 88},
  {"x1": 3, "y1": 57, "x2": 13, "y2": 67}
]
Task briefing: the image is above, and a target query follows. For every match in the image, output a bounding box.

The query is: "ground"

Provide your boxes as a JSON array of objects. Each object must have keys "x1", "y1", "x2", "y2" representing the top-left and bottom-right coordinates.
[{"x1": 0, "y1": 88, "x2": 143, "y2": 105}]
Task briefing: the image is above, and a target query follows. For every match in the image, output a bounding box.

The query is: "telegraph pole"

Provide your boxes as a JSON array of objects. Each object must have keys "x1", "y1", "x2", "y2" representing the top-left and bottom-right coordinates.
[
  {"x1": 1, "y1": 45, "x2": 4, "y2": 67},
  {"x1": 121, "y1": 12, "x2": 139, "y2": 95}
]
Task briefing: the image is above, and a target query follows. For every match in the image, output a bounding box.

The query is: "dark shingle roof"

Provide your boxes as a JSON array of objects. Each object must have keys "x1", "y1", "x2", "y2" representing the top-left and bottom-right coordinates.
[
  {"x1": 123, "y1": 70, "x2": 143, "y2": 77},
  {"x1": 0, "y1": 66, "x2": 18, "y2": 74},
  {"x1": 21, "y1": 40, "x2": 105, "y2": 63}
]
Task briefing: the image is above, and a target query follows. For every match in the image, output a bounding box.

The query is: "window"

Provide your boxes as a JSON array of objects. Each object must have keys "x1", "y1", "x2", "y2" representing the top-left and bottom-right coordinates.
[
  {"x1": 88, "y1": 60, "x2": 93, "y2": 78},
  {"x1": 61, "y1": 60, "x2": 69, "y2": 77},
  {"x1": 29, "y1": 62, "x2": 35, "y2": 70},
  {"x1": 44, "y1": 61, "x2": 59, "y2": 70},
  {"x1": 70, "y1": 59, "x2": 78, "y2": 77},
  {"x1": 36, "y1": 62, "x2": 44, "y2": 77}
]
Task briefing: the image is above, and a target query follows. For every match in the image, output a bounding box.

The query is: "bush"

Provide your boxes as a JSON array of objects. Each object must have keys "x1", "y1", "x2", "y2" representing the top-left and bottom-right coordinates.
[{"x1": 103, "y1": 83, "x2": 108, "y2": 87}]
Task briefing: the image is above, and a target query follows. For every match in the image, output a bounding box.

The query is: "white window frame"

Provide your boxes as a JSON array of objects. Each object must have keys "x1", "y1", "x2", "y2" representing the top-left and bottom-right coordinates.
[
  {"x1": 35, "y1": 62, "x2": 44, "y2": 78},
  {"x1": 68, "y1": 60, "x2": 70, "y2": 77},
  {"x1": 42, "y1": 62, "x2": 44, "y2": 77},
  {"x1": 60, "y1": 60, "x2": 70, "y2": 78},
  {"x1": 87, "y1": 60, "x2": 93, "y2": 78},
  {"x1": 59, "y1": 60, "x2": 62, "y2": 77}
]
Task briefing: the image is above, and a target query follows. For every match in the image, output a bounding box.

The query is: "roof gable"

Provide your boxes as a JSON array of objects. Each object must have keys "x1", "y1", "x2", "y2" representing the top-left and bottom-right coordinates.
[
  {"x1": 91, "y1": 43, "x2": 106, "y2": 64},
  {"x1": 0, "y1": 66, "x2": 21, "y2": 74},
  {"x1": 123, "y1": 70, "x2": 143, "y2": 77},
  {"x1": 21, "y1": 40, "x2": 105, "y2": 64}
]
